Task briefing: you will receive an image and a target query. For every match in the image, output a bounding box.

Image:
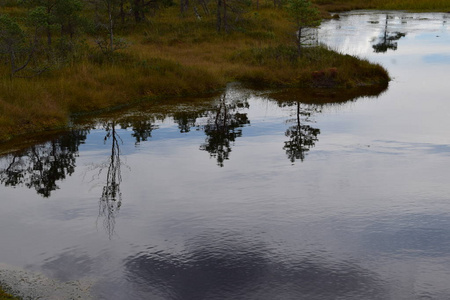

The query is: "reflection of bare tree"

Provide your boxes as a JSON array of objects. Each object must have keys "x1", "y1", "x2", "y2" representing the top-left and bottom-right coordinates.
[
  {"x1": 283, "y1": 102, "x2": 320, "y2": 163},
  {"x1": 199, "y1": 94, "x2": 250, "y2": 167},
  {"x1": 0, "y1": 130, "x2": 88, "y2": 197},
  {"x1": 87, "y1": 115, "x2": 158, "y2": 237},
  {"x1": 98, "y1": 122, "x2": 123, "y2": 238},
  {"x1": 372, "y1": 15, "x2": 406, "y2": 53}
]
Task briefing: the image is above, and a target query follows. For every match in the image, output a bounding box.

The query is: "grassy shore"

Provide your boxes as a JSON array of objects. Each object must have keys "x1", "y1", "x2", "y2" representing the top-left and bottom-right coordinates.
[
  {"x1": 2, "y1": 0, "x2": 448, "y2": 143},
  {"x1": 0, "y1": 286, "x2": 19, "y2": 300}
]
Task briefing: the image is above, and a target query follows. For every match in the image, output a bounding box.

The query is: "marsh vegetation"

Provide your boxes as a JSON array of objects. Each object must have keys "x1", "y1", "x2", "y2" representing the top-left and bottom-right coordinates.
[{"x1": 0, "y1": 0, "x2": 405, "y2": 142}]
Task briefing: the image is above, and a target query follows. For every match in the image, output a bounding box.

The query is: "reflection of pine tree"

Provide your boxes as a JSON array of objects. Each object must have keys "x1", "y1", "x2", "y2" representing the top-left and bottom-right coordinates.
[
  {"x1": 119, "y1": 117, "x2": 159, "y2": 145},
  {"x1": 283, "y1": 102, "x2": 320, "y2": 163},
  {"x1": 372, "y1": 15, "x2": 406, "y2": 53},
  {"x1": 173, "y1": 111, "x2": 206, "y2": 133},
  {"x1": 0, "y1": 130, "x2": 88, "y2": 197},
  {"x1": 200, "y1": 94, "x2": 250, "y2": 167},
  {"x1": 131, "y1": 120, "x2": 155, "y2": 144}
]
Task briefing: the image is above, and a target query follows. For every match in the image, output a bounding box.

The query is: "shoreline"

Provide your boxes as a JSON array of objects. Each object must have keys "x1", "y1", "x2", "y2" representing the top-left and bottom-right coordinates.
[
  {"x1": 0, "y1": 78, "x2": 389, "y2": 147},
  {"x1": 0, "y1": 263, "x2": 93, "y2": 300}
]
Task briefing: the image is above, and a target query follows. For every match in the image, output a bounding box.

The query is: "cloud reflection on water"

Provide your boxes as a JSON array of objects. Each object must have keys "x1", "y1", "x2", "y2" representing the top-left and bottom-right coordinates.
[{"x1": 121, "y1": 232, "x2": 387, "y2": 300}]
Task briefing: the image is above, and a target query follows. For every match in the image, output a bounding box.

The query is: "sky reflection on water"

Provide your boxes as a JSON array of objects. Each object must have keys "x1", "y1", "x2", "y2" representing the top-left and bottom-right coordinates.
[{"x1": 1, "y1": 11, "x2": 450, "y2": 300}]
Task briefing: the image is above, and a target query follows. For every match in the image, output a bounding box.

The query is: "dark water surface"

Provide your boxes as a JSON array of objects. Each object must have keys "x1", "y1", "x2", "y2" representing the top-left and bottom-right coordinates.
[{"x1": 1, "y1": 11, "x2": 450, "y2": 300}]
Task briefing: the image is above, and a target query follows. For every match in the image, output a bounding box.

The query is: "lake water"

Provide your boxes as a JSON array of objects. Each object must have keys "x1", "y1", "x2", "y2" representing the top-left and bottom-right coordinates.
[{"x1": 1, "y1": 11, "x2": 450, "y2": 300}]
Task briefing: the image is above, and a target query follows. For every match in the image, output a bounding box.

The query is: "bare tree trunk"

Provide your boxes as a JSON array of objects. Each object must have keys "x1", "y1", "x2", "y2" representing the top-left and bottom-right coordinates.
[
  {"x1": 120, "y1": 0, "x2": 125, "y2": 24},
  {"x1": 46, "y1": 27, "x2": 52, "y2": 46},
  {"x1": 9, "y1": 31, "x2": 38, "y2": 79},
  {"x1": 180, "y1": 0, "x2": 189, "y2": 14},
  {"x1": 140, "y1": 0, "x2": 145, "y2": 20},
  {"x1": 9, "y1": 48, "x2": 16, "y2": 79},
  {"x1": 108, "y1": 2, "x2": 114, "y2": 52},
  {"x1": 274, "y1": 0, "x2": 281, "y2": 9},
  {"x1": 47, "y1": 7, "x2": 52, "y2": 46},
  {"x1": 216, "y1": 0, "x2": 222, "y2": 32},
  {"x1": 134, "y1": 0, "x2": 142, "y2": 22},
  {"x1": 193, "y1": 6, "x2": 201, "y2": 19},
  {"x1": 297, "y1": 26, "x2": 302, "y2": 56},
  {"x1": 199, "y1": 0, "x2": 209, "y2": 14},
  {"x1": 223, "y1": 0, "x2": 227, "y2": 32}
]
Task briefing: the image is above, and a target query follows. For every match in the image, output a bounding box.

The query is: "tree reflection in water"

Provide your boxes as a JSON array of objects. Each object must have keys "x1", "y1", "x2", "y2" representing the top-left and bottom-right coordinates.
[
  {"x1": 173, "y1": 110, "x2": 207, "y2": 133},
  {"x1": 283, "y1": 102, "x2": 321, "y2": 163},
  {"x1": 372, "y1": 15, "x2": 406, "y2": 53},
  {"x1": 96, "y1": 121, "x2": 123, "y2": 238},
  {"x1": 199, "y1": 93, "x2": 250, "y2": 167},
  {"x1": 119, "y1": 117, "x2": 159, "y2": 145},
  {"x1": 270, "y1": 86, "x2": 388, "y2": 163},
  {"x1": 0, "y1": 85, "x2": 389, "y2": 240},
  {"x1": 0, "y1": 130, "x2": 88, "y2": 197}
]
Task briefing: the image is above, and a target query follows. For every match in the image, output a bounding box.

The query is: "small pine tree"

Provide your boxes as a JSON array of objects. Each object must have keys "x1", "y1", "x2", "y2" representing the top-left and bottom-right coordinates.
[{"x1": 286, "y1": 0, "x2": 320, "y2": 56}]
